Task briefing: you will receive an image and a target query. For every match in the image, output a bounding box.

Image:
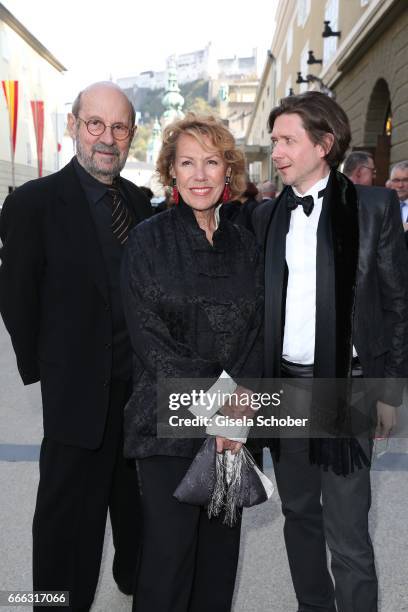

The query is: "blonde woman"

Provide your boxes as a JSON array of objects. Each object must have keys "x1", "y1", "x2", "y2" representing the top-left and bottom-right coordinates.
[{"x1": 121, "y1": 114, "x2": 263, "y2": 612}]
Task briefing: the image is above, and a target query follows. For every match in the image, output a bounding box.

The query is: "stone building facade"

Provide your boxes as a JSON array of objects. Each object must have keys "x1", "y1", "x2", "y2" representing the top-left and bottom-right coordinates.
[
  {"x1": 0, "y1": 3, "x2": 66, "y2": 205},
  {"x1": 326, "y1": 0, "x2": 407, "y2": 182},
  {"x1": 245, "y1": 0, "x2": 407, "y2": 186},
  {"x1": 244, "y1": 52, "x2": 276, "y2": 182}
]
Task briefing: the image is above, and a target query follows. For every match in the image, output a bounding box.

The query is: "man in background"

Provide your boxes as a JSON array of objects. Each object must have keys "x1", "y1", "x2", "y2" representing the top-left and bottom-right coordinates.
[
  {"x1": 257, "y1": 179, "x2": 277, "y2": 201},
  {"x1": 0, "y1": 81, "x2": 151, "y2": 610},
  {"x1": 343, "y1": 150, "x2": 376, "y2": 186},
  {"x1": 389, "y1": 160, "x2": 408, "y2": 231}
]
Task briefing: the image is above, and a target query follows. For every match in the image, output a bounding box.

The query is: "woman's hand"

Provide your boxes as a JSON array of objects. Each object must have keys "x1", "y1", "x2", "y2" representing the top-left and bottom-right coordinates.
[
  {"x1": 221, "y1": 385, "x2": 255, "y2": 418},
  {"x1": 215, "y1": 436, "x2": 243, "y2": 455}
]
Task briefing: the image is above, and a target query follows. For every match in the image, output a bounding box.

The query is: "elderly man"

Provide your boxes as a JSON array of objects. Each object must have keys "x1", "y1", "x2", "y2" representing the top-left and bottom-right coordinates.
[
  {"x1": 343, "y1": 150, "x2": 376, "y2": 186},
  {"x1": 0, "y1": 82, "x2": 151, "y2": 610},
  {"x1": 258, "y1": 179, "x2": 277, "y2": 201},
  {"x1": 389, "y1": 160, "x2": 408, "y2": 229}
]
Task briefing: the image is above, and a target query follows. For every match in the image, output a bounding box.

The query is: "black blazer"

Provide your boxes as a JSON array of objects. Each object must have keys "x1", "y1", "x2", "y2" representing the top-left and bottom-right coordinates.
[
  {"x1": 252, "y1": 171, "x2": 408, "y2": 403},
  {"x1": 121, "y1": 202, "x2": 264, "y2": 459},
  {"x1": 0, "y1": 159, "x2": 152, "y2": 448}
]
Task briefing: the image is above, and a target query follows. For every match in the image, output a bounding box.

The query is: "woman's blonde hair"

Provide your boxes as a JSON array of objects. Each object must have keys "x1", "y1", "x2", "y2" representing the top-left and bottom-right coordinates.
[{"x1": 156, "y1": 113, "x2": 246, "y2": 198}]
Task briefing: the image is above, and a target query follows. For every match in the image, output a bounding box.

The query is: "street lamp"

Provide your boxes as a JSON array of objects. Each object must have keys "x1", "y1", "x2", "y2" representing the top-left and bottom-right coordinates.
[
  {"x1": 296, "y1": 72, "x2": 308, "y2": 84},
  {"x1": 307, "y1": 50, "x2": 323, "y2": 65},
  {"x1": 322, "y1": 20, "x2": 341, "y2": 37},
  {"x1": 295, "y1": 73, "x2": 335, "y2": 98}
]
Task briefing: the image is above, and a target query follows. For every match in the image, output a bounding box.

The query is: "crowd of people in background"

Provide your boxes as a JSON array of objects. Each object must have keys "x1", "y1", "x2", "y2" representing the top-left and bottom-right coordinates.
[{"x1": 144, "y1": 144, "x2": 408, "y2": 245}]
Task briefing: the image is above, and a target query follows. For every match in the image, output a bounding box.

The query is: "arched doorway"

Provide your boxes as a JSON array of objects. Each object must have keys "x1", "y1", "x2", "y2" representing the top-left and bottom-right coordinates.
[{"x1": 363, "y1": 79, "x2": 391, "y2": 186}]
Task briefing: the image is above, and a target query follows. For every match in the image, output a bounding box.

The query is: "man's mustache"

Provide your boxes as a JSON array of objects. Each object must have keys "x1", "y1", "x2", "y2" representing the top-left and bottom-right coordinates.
[{"x1": 92, "y1": 144, "x2": 120, "y2": 156}]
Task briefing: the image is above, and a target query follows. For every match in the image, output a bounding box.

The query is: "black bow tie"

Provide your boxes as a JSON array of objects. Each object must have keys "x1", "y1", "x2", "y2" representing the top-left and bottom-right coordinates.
[{"x1": 287, "y1": 189, "x2": 314, "y2": 217}]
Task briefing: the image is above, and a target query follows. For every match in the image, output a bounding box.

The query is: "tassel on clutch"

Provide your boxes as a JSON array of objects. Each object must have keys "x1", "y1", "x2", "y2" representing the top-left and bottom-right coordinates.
[{"x1": 173, "y1": 437, "x2": 274, "y2": 526}]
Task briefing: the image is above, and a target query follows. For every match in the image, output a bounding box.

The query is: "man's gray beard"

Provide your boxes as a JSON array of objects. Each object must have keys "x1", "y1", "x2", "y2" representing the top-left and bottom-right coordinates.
[{"x1": 75, "y1": 138, "x2": 128, "y2": 181}]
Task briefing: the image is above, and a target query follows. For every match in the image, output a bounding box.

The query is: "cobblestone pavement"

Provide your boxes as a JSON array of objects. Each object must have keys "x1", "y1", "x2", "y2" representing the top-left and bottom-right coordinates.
[{"x1": 1, "y1": 321, "x2": 407, "y2": 612}]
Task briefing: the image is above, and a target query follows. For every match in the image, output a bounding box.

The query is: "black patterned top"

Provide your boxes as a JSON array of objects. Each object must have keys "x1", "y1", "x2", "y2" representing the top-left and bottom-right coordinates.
[{"x1": 121, "y1": 200, "x2": 264, "y2": 458}]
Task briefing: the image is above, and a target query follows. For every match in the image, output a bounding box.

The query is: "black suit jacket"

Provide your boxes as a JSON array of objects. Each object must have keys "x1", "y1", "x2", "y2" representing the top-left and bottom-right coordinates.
[
  {"x1": 252, "y1": 171, "x2": 408, "y2": 404},
  {"x1": 0, "y1": 159, "x2": 152, "y2": 448}
]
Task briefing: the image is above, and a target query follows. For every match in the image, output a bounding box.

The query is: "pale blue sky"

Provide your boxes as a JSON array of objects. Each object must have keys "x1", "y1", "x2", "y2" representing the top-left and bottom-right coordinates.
[{"x1": 4, "y1": 0, "x2": 277, "y2": 102}]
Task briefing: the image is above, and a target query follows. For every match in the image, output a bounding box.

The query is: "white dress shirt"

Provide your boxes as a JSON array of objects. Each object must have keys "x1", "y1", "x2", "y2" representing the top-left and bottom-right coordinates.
[{"x1": 282, "y1": 174, "x2": 330, "y2": 364}]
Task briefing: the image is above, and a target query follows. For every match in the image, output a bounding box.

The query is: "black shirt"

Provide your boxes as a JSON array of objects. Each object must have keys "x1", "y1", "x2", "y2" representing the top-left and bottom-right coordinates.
[{"x1": 73, "y1": 156, "x2": 132, "y2": 380}]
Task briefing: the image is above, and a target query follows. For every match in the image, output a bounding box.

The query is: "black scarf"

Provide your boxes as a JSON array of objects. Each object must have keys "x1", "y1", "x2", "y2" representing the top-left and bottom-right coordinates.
[{"x1": 264, "y1": 170, "x2": 370, "y2": 475}]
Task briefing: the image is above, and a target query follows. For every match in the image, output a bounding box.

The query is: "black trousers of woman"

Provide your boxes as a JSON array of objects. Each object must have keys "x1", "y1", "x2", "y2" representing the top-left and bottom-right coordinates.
[{"x1": 132, "y1": 455, "x2": 242, "y2": 612}]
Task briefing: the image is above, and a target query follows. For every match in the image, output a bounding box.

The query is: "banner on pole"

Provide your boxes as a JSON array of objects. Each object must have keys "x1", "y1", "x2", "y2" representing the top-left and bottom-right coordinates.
[
  {"x1": 2, "y1": 80, "x2": 19, "y2": 154},
  {"x1": 30, "y1": 100, "x2": 45, "y2": 177}
]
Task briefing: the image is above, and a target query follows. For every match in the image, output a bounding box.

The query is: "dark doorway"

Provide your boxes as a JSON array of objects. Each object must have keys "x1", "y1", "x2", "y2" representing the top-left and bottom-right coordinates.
[{"x1": 363, "y1": 79, "x2": 391, "y2": 186}]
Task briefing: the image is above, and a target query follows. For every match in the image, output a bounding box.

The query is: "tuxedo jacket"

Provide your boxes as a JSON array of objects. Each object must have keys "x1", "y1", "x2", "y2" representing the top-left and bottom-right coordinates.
[
  {"x1": 0, "y1": 159, "x2": 152, "y2": 449},
  {"x1": 252, "y1": 170, "x2": 408, "y2": 404}
]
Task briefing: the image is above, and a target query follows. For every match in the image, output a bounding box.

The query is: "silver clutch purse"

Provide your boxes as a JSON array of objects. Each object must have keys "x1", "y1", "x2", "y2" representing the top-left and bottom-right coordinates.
[{"x1": 173, "y1": 437, "x2": 274, "y2": 526}]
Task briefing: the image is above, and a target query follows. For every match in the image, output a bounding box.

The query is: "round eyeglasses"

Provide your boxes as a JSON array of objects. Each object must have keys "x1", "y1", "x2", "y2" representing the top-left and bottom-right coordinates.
[{"x1": 77, "y1": 117, "x2": 133, "y2": 141}]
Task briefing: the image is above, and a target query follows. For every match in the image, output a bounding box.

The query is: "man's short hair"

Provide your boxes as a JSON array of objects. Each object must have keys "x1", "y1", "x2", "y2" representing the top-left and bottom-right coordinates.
[
  {"x1": 390, "y1": 160, "x2": 408, "y2": 175},
  {"x1": 267, "y1": 91, "x2": 351, "y2": 168},
  {"x1": 343, "y1": 151, "x2": 373, "y2": 177},
  {"x1": 71, "y1": 85, "x2": 136, "y2": 127},
  {"x1": 259, "y1": 180, "x2": 277, "y2": 196}
]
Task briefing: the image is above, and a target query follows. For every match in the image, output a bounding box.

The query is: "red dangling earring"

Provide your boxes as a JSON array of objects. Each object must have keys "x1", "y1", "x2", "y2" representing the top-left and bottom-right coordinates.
[
  {"x1": 172, "y1": 178, "x2": 179, "y2": 205},
  {"x1": 222, "y1": 176, "x2": 231, "y2": 203}
]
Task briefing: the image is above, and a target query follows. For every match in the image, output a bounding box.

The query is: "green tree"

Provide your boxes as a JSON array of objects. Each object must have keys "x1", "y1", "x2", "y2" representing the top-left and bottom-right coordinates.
[
  {"x1": 129, "y1": 123, "x2": 152, "y2": 162},
  {"x1": 185, "y1": 96, "x2": 218, "y2": 116}
]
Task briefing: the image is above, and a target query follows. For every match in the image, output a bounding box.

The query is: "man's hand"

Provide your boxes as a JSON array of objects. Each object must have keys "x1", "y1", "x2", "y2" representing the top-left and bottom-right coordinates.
[
  {"x1": 403, "y1": 222, "x2": 408, "y2": 232},
  {"x1": 215, "y1": 436, "x2": 243, "y2": 455},
  {"x1": 376, "y1": 401, "x2": 397, "y2": 438}
]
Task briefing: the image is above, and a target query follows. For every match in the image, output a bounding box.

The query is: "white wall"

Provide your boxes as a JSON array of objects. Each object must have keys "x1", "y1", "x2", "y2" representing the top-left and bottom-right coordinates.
[{"x1": 0, "y1": 20, "x2": 65, "y2": 201}]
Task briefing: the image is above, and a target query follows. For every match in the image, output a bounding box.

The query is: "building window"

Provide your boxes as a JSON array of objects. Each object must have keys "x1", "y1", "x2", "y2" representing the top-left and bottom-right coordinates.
[
  {"x1": 0, "y1": 27, "x2": 11, "y2": 61},
  {"x1": 286, "y1": 24, "x2": 293, "y2": 62},
  {"x1": 297, "y1": 0, "x2": 311, "y2": 27},
  {"x1": 299, "y1": 41, "x2": 309, "y2": 93},
  {"x1": 385, "y1": 105, "x2": 392, "y2": 136},
  {"x1": 249, "y1": 161, "x2": 262, "y2": 184},
  {"x1": 276, "y1": 56, "x2": 282, "y2": 85},
  {"x1": 26, "y1": 143, "x2": 32, "y2": 165},
  {"x1": 323, "y1": 0, "x2": 339, "y2": 66},
  {"x1": 285, "y1": 75, "x2": 292, "y2": 97}
]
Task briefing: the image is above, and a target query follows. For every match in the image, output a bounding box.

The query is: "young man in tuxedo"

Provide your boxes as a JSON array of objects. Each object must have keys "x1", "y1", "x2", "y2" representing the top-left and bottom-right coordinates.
[
  {"x1": 252, "y1": 91, "x2": 408, "y2": 612},
  {"x1": 0, "y1": 82, "x2": 151, "y2": 610}
]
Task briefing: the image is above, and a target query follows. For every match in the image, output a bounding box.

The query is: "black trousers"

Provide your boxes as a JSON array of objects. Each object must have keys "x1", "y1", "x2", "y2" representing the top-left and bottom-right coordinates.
[
  {"x1": 32, "y1": 380, "x2": 142, "y2": 611},
  {"x1": 132, "y1": 456, "x2": 241, "y2": 612},
  {"x1": 270, "y1": 436, "x2": 377, "y2": 612}
]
